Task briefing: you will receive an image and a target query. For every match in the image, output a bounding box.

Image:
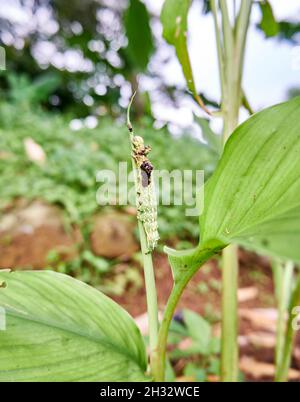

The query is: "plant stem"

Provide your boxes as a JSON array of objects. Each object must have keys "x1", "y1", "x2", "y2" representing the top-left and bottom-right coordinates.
[
  {"x1": 155, "y1": 279, "x2": 187, "y2": 381},
  {"x1": 138, "y1": 220, "x2": 159, "y2": 374},
  {"x1": 272, "y1": 260, "x2": 284, "y2": 366},
  {"x1": 217, "y1": 0, "x2": 252, "y2": 382},
  {"x1": 221, "y1": 244, "x2": 239, "y2": 381},
  {"x1": 220, "y1": 0, "x2": 234, "y2": 59},
  {"x1": 219, "y1": 17, "x2": 239, "y2": 382},
  {"x1": 154, "y1": 246, "x2": 221, "y2": 381},
  {"x1": 235, "y1": 1, "x2": 253, "y2": 83},
  {"x1": 210, "y1": 0, "x2": 225, "y2": 98},
  {"x1": 276, "y1": 269, "x2": 300, "y2": 382},
  {"x1": 274, "y1": 261, "x2": 294, "y2": 377},
  {"x1": 127, "y1": 94, "x2": 159, "y2": 377},
  {"x1": 154, "y1": 0, "x2": 253, "y2": 383}
]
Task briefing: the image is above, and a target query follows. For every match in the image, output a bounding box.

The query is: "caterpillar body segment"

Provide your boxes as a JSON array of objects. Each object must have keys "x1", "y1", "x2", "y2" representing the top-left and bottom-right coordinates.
[
  {"x1": 136, "y1": 167, "x2": 159, "y2": 252},
  {"x1": 127, "y1": 93, "x2": 159, "y2": 252}
]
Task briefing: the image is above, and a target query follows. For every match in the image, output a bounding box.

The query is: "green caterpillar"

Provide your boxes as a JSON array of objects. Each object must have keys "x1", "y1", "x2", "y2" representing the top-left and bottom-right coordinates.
[{"x1": 127, "y1": 94, "x2": 159, "y2": 252}]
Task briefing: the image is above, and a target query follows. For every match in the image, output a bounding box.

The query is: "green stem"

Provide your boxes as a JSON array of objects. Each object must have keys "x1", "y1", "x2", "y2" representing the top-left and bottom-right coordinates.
[
  {"x1": 218, "y1": 0, "x2": 252, "y2": 382},
  {"x1": 138, "y1": 220, "x2": 159, "y2": 374},
  {"x1": 153, "y1": 0, "x2": 253, "y2": 383},
  {"x1": 155, "y1": 279, "x2": 187, "y2": 381},
  {"x1": 127, "y1": 94, "x2": 159, "y2": 377},
  {"x1": 276, "y1": 270, "x2": 300, "y2": 382},
  {"x1": 272, "y1": 260, "x2": 284, "y2": 370},
  {"x1": 220, "y1": 0, "x2": 234, "y2": 53},
  {"x1": 154, "y1": 246, "x2": 221, "y2": 381},
  {"x1": 235, "y1": 0, "x2": 252, "y2": 107},
  {"x1": 274, "y1": 261, "x2": 294, "y2": 377},
  {"x1": 221, "y1": 244, "x2": 239, "y2": 381},
  {"x1": 210, "y1": 0, "x2": 225, "y2": 99}
]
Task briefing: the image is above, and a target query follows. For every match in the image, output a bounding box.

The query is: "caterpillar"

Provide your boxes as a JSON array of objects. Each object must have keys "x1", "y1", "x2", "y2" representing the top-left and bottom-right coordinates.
[
  {"x1": 127, "y1": 94, "x2": 159, "y2": 252},
  {"x1": 132, "y1": 135, "x2": 159, "y2": 252}
]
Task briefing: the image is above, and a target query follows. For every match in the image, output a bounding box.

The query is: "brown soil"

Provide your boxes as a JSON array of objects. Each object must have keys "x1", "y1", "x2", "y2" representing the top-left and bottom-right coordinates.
[{"x1": 0, "y1": 225, "x2": 81, "y2": 269}]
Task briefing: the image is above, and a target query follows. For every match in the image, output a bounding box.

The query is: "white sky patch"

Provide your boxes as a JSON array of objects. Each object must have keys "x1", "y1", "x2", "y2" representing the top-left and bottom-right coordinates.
[
  {"x1": 146, "y1": 0, "x2": 300, "y2": 130},
  {"x1": 0, "y1": 0, "x2": 30, "y2": 24},
  {"x1": 152, "y1": 103, "x2": 194, "y2": 128},
  {"x1": 269, "y1": 0, "x2": 300, "y2": 21}
]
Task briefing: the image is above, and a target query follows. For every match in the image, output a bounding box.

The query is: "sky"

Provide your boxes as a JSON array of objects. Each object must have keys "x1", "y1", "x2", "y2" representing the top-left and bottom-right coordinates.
[{"x1": 145, "y1": 0, "x2": 300, "y2": 133}]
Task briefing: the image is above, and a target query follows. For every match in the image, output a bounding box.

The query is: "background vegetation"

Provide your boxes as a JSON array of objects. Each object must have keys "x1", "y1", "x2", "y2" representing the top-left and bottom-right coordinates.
[{"x1": 0, "y1": 0, "x2": 299, "y2": 382}]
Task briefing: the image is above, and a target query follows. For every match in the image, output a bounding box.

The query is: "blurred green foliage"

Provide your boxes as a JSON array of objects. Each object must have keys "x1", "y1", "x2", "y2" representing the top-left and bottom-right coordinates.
[
  {"x1": 124, "y1": 0, "x2": 154, "y2": 71},
  {"x1": 258, "y1": 1, "x2": 279, "y2": 38},
  {"x1": 258, "y1": 1, "x2": 300, "y2": 42},
  {"x1": 0, "y1": 102, "x2": 217, "y2": 241},
  {"x1": 0, "y1": 0, "x2": 298, "y2": 118},
  {"x1": 0, "y1": 0, "x2": 156, "y2": 114},
  {"x1": 167, "y1": 309, "x2": 221, "y2": 381}
]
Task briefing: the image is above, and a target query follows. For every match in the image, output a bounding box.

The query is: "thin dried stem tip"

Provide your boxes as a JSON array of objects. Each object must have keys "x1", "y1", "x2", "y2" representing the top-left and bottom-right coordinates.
[{"x1": 127, "y1": 90, "x2": 137, "y2": 132}]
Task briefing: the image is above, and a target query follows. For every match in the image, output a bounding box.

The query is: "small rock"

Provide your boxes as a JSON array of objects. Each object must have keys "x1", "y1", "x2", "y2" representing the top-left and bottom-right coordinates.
[
  {"x1": 240, "y1": 356, "x2": 300, "y2": 380},
  {"x1": 90, "y1": 212, "x2": 139, "y2": 259},
  {"x1": 124, "y1": 206, "x2": 137, "y2": 216},
  {"x1": 178, "y1": 338, "x2": 193, "y2": 351},
  {"x1": 238, "y1": 287, "x2": 259, "y2": 303},
  {"x1": 24, "y1": 137, "x2": 46, "y2": 165},
  {"x1": 247, "y1": 332, "x2": 276, "y2": 348},
  {"x1": 239, "y1": 308, "x2": 278, "y2": 332},
  {"x1": 135, "y1": 311, "x2": 163, "y2": 336},
  {"x1": 294, "y1": 348, "x2": 300, "y2": 359}
]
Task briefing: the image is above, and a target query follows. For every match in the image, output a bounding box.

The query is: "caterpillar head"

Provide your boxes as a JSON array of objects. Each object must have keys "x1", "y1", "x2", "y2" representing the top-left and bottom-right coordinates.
[{"x1": 132, "y1": 135, "x2": 144, "y2": 150}]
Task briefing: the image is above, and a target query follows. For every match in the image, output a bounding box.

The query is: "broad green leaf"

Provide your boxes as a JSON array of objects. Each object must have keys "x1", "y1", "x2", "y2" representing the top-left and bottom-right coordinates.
[
  {"x1": 201, "y1": 96, "x2": 300, "y2": 261},
  {"x1": 258, "y1": 1, "x2": 279, "y2": 38},
  {"x1": 165, "y1": 97, "x2": 300, "y2": 284},
  {"x1": 183, "y1": 309, "x2": 211, "y2": 354},
  {"x1": 161, "y1": 0, "x2": 207, "y2": 111},
  {"x1": 124, "y1": 0, "x2": 154, "y2": 71},
  {"x1": 0, "y1": 270, "x2": 147, "y2": 381}
]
